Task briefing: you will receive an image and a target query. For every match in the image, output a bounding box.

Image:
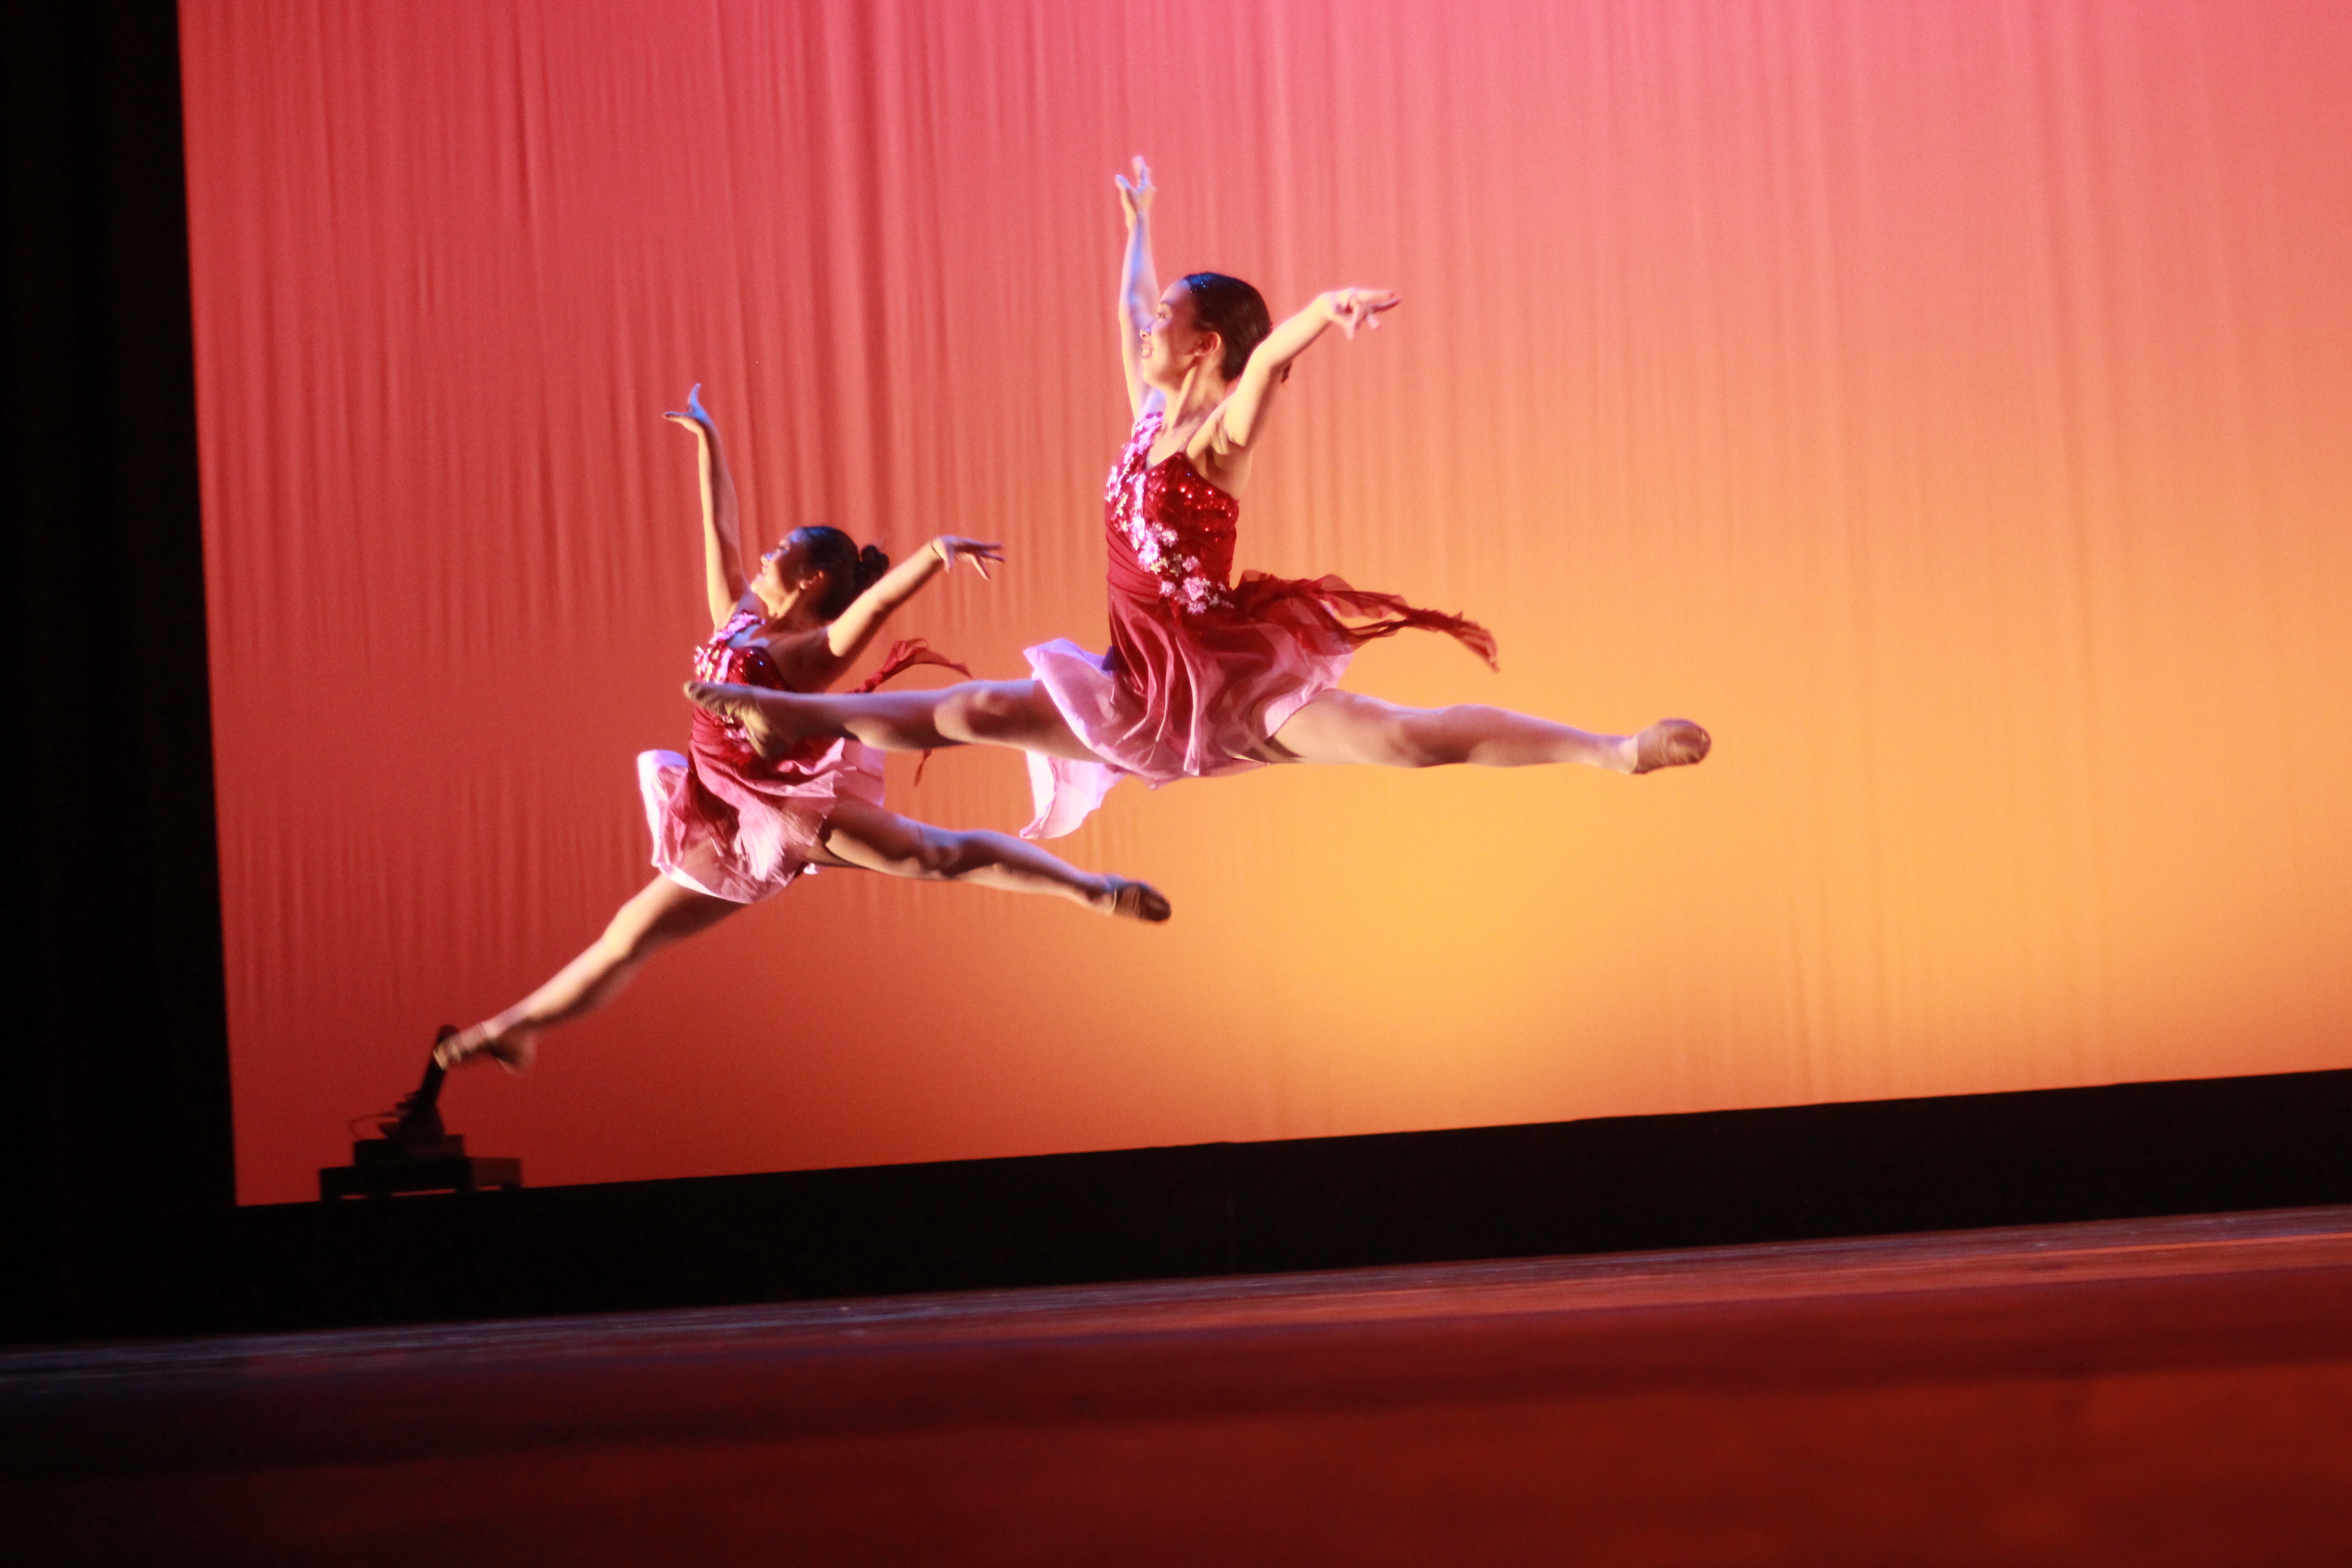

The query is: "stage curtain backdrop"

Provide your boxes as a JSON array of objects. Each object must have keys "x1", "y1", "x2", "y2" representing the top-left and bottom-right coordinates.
[{"x1": 180, "y1": 0, "x2": 2352, "y2": 1203}]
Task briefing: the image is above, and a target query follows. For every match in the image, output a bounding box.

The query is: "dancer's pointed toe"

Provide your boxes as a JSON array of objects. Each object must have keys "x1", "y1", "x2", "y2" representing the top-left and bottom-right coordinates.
[
  {"x1": 686, "y1": 679, "x2": 793, "y2": 759},
  {"x1": 434, "y1": 1022, "x2": 536, "y2": 1076},
  {"x1": 1633, "y1": 718, "x2": 1710, "y2": 774},
  {"x1": 1104, "y1": 877, "x2": 1172, "y2": 923},
  {"x1": 683, "y1": 679, "x2": 733, "y2": 714}
]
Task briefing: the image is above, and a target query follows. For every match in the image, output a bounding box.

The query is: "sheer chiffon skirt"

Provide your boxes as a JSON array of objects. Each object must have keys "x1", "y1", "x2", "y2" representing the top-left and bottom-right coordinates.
[
  {"x1": 638, "y1": 639, "x2": 964, "y2": 902},
  {"x1": 638, "y1": 722, "x2": 887, "y2": 904},
  {"x1": 1022, "y1": 572, "x2": 1497, "y2": 839}
]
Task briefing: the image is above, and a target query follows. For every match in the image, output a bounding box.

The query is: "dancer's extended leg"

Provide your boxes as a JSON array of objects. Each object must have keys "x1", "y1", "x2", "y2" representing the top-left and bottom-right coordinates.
[
  {"x1": 1260, "y1": 689, "x2": 1709, "y2": 772},
  {"x1": 817, "y1": 797, "x2": 1169, "y2": 921},
  {"x1": 438, "y1": 875, "x2": 740, "y2": 1072},
  {"x1": 686, "y1": 677, "x2": 1099, "y2": 764}
]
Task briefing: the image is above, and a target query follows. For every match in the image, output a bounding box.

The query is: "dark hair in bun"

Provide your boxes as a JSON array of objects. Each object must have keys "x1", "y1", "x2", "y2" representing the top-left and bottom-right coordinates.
[
  {"x1": 1179, "y1": 272, "x2": 1273, "y2": 382},
  {"x1": 793, "y1": 526, "x2": 889, "y2": 621}
]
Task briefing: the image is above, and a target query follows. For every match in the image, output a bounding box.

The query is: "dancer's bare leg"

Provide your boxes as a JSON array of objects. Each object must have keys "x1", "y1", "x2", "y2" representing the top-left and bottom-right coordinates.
[
  {"x1": 816, "y1": 796, "x2": 1169, "y2": 921},
  {"x1": 1260, "y1": 689, "x2": 1709, "y2": 772},
  {"x1": 438, "y1": 875, "x2": 742, "y2": 1072},
  {"x1": 686, "y1": 677, "x2": 1100, "y2": 764}
]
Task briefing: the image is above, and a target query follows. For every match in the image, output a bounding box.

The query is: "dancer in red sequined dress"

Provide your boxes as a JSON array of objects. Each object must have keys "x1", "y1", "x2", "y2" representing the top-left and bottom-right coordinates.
[
  {"x1": 436, "y1": 389, "x2": 1168, "y2": 1075},
  {"x1": 689, "y1": 160, "x2": 1708, "y2": 839}
]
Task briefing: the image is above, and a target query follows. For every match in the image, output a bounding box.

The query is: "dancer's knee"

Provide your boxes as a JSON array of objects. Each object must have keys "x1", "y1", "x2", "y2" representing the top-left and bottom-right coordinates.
[
  {"x1": 589, "y1": 922, "x2": 650, "y2": 972},
  {"x1": 596, "y1": 883, "x2": 719, "y2": 964},
  {"x1": 936, "y1": 682, "x2": 1035, "y2": 745},
  {"x1": 1386, "y1": 706, "x2": 1475, "y2": 768},
  {"x1": 909, "y1": 826, "x2": 966, "y2": 879},
  {"x1": 867, "y1": 822, "x2": 962, "y2": 879}
]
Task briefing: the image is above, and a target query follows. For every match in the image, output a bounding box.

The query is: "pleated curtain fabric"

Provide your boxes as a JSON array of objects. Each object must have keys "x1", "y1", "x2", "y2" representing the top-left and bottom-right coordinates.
[{"x1": 180, "y1": 0, "x2": 2352, "y2": 1201}]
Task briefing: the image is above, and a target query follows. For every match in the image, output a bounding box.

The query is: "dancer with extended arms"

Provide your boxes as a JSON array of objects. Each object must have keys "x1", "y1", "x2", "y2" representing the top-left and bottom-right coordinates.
[
  {"x1": 689, "y1": 159, "x2": 1708, "y2": 840},
  {"x1": 436, "y1": 387, "x2": 1168, "y2": 1075}
]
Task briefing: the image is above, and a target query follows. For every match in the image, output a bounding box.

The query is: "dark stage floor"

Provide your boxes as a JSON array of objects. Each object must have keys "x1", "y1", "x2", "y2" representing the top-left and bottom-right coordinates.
[{"x1": 10, "y1": 1205, "x2": 2352, "y2": 1564}]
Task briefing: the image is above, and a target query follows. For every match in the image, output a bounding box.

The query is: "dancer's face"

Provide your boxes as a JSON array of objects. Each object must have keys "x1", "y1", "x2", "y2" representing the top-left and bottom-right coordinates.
[
  {"x1": 1139, "y1": 281, "x2": 1221, "y2": 392},
  {"x1": 756, "y1": 534, "x2": 815, "y2": 606}
]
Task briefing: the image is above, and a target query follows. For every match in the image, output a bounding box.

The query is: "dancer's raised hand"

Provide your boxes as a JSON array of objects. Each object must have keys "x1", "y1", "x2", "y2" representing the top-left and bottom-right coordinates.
[
  {"x1": 1320, "y1": 288, "x2": 1401, "y2": 339},
  {"x1": 1116, "y1": 157, "x2": 1164, "y2": 415},
  {"x1": 1115, "y1": 155, "x2": 1156, "y2": 225},
  {"x1": 663, "y1": 384, "x2": 714, "y2": 433},
  {"x1": 929, "y1": 536, "x2": 1005, "y2": 580},
  {"x1": 666, "y1": 383, "x2": 749, "y2": 621}
]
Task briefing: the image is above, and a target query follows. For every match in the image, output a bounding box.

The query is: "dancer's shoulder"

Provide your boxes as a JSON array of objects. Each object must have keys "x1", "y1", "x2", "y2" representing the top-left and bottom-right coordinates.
[{"x1": 758, "y1": 624, "x2": 845, "y2": 693}]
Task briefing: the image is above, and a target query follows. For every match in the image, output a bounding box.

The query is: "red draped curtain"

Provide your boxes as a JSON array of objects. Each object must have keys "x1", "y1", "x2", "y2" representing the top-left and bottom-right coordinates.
[{"x1": 181, "y1": 0, "x2": 2352, "y2": 1202}]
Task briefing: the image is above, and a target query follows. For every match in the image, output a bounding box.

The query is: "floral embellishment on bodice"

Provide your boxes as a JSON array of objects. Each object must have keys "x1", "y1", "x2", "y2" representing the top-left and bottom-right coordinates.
[
  {"x1": 695, "y1": 610, "x2": 784, "y2": 687},
  {"x1": 1107, "y1": 411, "x2": 1240, "y2": 615},
  {"x1": 693, "y1": 610, "x2": 784, "y2": 747}
]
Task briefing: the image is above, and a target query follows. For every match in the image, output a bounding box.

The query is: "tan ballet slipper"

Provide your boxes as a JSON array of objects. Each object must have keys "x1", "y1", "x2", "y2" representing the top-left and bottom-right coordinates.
[
  {"x1": 1633, "y1": 718, "x2": 1711, "y2": 774},
  {"x1": 433, "y1": 1022, "x2": 536, "y2": 1077},
  {"x1": 683, "y1": 679, "x2": 801, "y2": 760},
  {"x1": 1102, "y1": 877, "x2": 1172, "y2": 923}
]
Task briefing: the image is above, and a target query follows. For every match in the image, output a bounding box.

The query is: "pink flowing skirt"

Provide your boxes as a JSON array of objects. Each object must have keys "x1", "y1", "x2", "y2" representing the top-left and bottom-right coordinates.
[
  {"x1": 640, "y1": 638, "x2": 969, "y2": 903},
  {"x1": 1022, "y1": 572, "x2": 1497, "y2": 839},
  {"x1": 638, "y1": 725, "x2": 885, "y2": 905}
]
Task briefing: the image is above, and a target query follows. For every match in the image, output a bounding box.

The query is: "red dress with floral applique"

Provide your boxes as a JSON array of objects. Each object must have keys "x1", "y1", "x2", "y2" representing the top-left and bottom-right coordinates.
[
  {"x1": 638, "y1": 613, "x2": 959, "y2": 903},
  {"x1": 1021, "y1": 409, "x2": 1496, "y2": 838}
]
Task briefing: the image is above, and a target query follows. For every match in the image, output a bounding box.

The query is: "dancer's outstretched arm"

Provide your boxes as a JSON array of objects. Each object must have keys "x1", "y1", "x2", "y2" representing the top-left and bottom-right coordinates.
[
  {"x1": 822, "y1": 534, "x2": 1004, "y2": 666},
  {"x1": 664, "y1": 385, "x2": 753, "y2": 627},
  {"x1": 1116, "y1": 155, "x2": 1162, "y2": 419},
  {"x1": 1192, "y1": 287, "x2": 1399, "y2": 494}
]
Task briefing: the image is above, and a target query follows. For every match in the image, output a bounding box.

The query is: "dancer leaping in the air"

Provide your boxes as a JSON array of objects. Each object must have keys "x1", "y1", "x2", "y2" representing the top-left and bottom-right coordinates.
[
  {"x1": 434, "y1": 387, "x2": 1168, "y2": 1075},
  {"x1": 689, "y1": 158, "x2": 1708, "y2": 841}
]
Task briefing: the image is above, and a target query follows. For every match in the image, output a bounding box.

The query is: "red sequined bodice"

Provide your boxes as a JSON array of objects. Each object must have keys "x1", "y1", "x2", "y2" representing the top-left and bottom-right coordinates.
[
  {"x1": 693, "y1": 610, "x2": 784, "y2": 689},
  {"x1": 1020, "y1": 406, "x2": 1501, "y2": 836},
  {"x1": 689, "y1": 610, "x2": 787, "y2": 761},
  {"x1": 1105, "y1": 411, "x2": 1241, "y2": 615}
]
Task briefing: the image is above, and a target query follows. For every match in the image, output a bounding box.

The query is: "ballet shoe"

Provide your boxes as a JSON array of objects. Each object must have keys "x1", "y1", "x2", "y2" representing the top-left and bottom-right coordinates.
[
  {"x1": 1103, "y1": 877, "x2": 1172, "y2": 923},
  {"x1": 685, "y1": 679, "x2": 792, "y2": 760},
  {"x1": 1632, "y1": 718, "x2": 1711, "y2": 774},
  {"x1": 434, "y1": 1022, "x2": 536, "y2": 1077}
]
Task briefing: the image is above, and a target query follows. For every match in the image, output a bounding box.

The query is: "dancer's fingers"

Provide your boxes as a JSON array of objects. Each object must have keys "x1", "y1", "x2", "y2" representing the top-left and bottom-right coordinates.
[
  {"x1": 1331, "y1": 288, "x2": 1401, "y2": 338},
  {"x1": 1118, "y1": 155, "x2": 1154, "y2": 213},
  {"x1": 939, "y1": 538, "x2": 1006, "y2": 578}
]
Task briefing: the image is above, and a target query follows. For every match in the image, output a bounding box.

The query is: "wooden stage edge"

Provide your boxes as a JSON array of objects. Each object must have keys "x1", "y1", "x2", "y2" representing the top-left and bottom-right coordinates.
[
  {"x1": 18, "y1": 1201, "x2": 2352, "y2": 1370},
  {"x1": 10, "y1": 1205, "x2": 2352, "y2": 1564}
]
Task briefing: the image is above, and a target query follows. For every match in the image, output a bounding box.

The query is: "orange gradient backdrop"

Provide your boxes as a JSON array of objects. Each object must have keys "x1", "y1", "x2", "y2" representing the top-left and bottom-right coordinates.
[{"x1": 182, "y1": 0, "x2": 2352, "y2": 1204}]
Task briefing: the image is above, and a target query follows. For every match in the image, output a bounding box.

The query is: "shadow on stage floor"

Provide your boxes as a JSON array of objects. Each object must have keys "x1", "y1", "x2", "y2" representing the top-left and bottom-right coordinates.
[{"x1": 8, "y1": 1205, "x2": 2352, "y2": 1565}]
